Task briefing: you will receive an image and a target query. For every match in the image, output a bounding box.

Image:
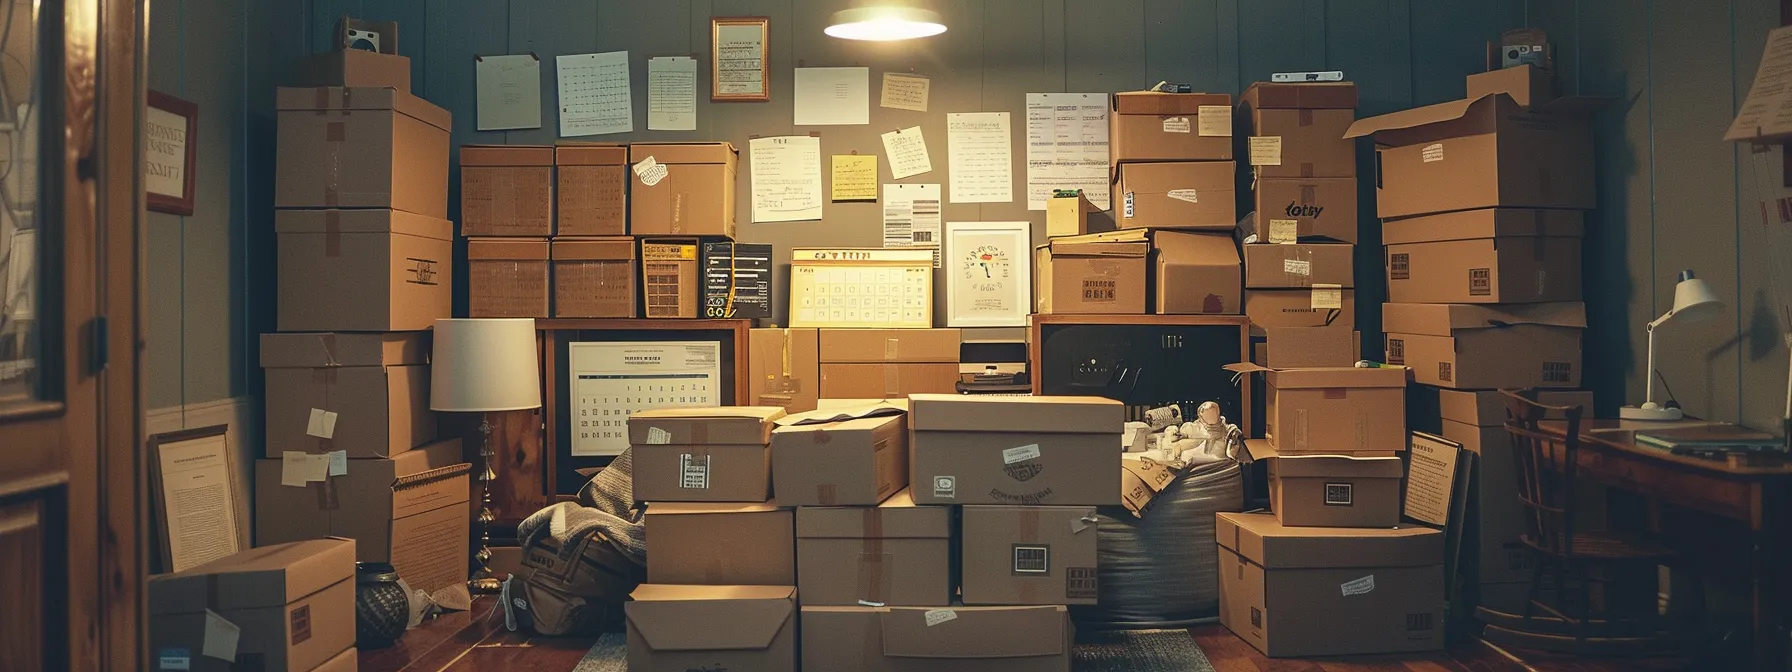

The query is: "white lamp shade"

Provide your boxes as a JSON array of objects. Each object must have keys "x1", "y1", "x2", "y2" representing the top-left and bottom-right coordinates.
[
  {"x1": 825, "y1": 7, "x2": 947, "y2": 41},
  {"x1": 430, "y1": 318, "x2": 542, "y2": 412},
  {"x1": 1670, "y1": 271, "x2": 1722, "y2": 322}
]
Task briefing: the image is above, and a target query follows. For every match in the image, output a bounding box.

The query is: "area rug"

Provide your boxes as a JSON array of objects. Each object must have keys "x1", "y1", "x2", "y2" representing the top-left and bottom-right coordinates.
[
  {"x1": 570, "y1": 632, "x2": 626, "y2": 672},
  {"x1": 574, "y1": 628, "x2": 1214, "y2": 671}
]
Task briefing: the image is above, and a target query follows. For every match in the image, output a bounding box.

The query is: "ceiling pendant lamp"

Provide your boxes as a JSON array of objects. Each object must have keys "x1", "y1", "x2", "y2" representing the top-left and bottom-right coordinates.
[{"x1": 825, "y1": 5, "x2": 947, "y2": 41}]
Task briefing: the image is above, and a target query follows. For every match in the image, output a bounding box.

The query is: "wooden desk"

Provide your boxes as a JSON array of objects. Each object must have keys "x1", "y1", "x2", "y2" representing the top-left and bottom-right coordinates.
[{"x1": 1538, "y1": 419, "x2": 1792, "y2": 671}]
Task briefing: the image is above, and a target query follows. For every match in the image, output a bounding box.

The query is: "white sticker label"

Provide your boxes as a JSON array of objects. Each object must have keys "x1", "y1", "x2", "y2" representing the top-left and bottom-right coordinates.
[
  {"x1": 1283, "y1": 259, "x2": 1312, "y2": 276},
  {"x1": 1161, "y1": 116, "x2": 1191, "y2": 133},
  {"x1": 932, "y1": 475, "x2": 956, "y2": 499},
  {"x1": 1311, "y1": 284, "x2": 1343, "y2": 310},
  {"x1": 1071, "y1": 514, "x2": 1099, "y2": 534},
  {"x1": 924, "y1": 609, "x2": 958, "y2": 626},
  {"x1": 201, "y1": 609, "x2": 241, "y2": 661},
  {"x1": 1167, "y1": 189, "x2": 1199, "y2": 204},
  {"x1": 646, "y1": 427, "x2": 672, "y2": 445},
  {"x1": 634, "y1": 156, "x2": 669, "y2": 186},
  {"x1": 157, "y1": 649, "x2": 192, "y2": 671},
  {"x1": 1002, "y1": 444, "x2": 1042, "y2": 464},
  {"x1": 1123, "y1": 192, "x2": 1135, "y2": 218},
  {"x1": 326, "y1": 450, "x2": 348, "y2": 477},
  {"x1": 1268, "y1": 219, "x2": 1300, "y2": 244},
  {"x1": 1197, "y1": 105, "x2": 1233, "y2": 136},
  {"x1": 1421, "y1": 143, "x2": 1444, "y2": 163},
  {"x1": 680, "y1": 454, "x2": 710, "y2": 489},
  {"x1": 1341, "y1": 574, "x2": 1376, "y2": 596},
  {"x1": 280, "y1": 451, "x2": 309, "y2": 487},
  {"x1": 1249, "y1": 136, "x2": 1283, "y2": 166},
  {"x1": 305, "y1": 408, "x2": 339, "y2": 439}
]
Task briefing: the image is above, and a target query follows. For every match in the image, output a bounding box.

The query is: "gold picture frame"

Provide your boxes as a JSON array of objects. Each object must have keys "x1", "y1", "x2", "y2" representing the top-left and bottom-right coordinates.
[{"x1": 711, "y1": 16, "x2": 770, "y2": 102}]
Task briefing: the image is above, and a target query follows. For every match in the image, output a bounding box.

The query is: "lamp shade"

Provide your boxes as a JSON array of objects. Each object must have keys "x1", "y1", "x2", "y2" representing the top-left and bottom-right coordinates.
[
  {"x1": 825, "y1": 7, "x2": 947, "y2": 41},
  {"x1": 430, "y1": 318, "x2": 542, "y2": 412},
  {"x1": 1669, "y1": 270, "x2": 1722, "y2": 322}
]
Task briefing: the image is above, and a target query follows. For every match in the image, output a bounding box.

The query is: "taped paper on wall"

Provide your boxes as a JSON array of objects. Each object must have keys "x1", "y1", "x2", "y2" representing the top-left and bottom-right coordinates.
[
  {"x1": 556, "y1": 51, "x2": 633, "y2": 136},
  {"x1": 794, "y1": 67, "x2": 870, "y2": 126},
  {"x1": 947, "y1": 112, "x2": 1013, "y2": 204},
  {"x1": 1025, "y1": 93, "x2": 1110, "y2": 210},
  {"x1": 647, "y1": 56, "x2": 697, "y2": 131},
  {"x1": 881, "y1": 72, "x2": 930, "y2": 112},
  {"x1": 474, "y1": 54, "x2": 542, "y2": 131},
  {"x1": 882, "y1": 126, "x2": 933, "y2": 179},
  {"x1": 750, "y1": 136, "x2": 824, "y2": 223}
]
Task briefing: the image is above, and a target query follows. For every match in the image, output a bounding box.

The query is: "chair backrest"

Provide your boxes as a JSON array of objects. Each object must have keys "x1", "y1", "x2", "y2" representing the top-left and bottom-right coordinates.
[{"x1": 1499, "y1": 389, "x2": 1586, "y2": 559}]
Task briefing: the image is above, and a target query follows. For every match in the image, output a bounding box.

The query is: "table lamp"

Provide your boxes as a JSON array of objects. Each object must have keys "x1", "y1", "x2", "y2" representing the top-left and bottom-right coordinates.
[
  {"x1": 430, "y1": 318, "x2": 541, "y2": 593},
  {"x1": 1621, "y1": 270, "x2": 1722, "y2": 421}
]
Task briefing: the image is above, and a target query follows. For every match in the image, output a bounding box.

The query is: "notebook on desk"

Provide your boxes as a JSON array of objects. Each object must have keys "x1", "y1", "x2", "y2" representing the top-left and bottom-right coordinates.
[{"x1": 1635, "y1": 424, "x2": 1785, "y2": 457}]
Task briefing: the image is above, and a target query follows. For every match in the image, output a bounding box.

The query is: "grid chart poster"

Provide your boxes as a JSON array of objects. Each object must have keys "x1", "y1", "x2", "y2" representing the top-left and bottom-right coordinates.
[{"x1": 569, "y1": 341, "x2": 721, "y2": 456}]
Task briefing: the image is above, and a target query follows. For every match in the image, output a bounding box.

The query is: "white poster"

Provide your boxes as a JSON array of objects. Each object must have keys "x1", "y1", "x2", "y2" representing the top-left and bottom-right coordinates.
[
  {"x1": 945, "y1": 221, "x2": 1031, "y2": 327},
  {"x1": 749, "y1": 136, "x2": 824, "y2": 223},
  {"x1": 556, "y1": 51, "x2": 634, "y2": 136},
  {"x1": 793, "y1": 67, "x2": 870, "y2": 125},
  {"x1": 474, "y1": 54, "x2": 542, "y2": 131},
  {"x1": 883, "y1": 183, "x2": 941, "y2": 267},
  {"x1": 947, "y1": 112, "x2": 1013, "y2": 204},
  {"x1": 569, "y1": 341, "x2": 722, "y2": 457},
  {"x1": 882, "y1": 126, "x2": 932, "y2": 179},
  {"x1": 647, "y1": 56, "x2": 697, "y2": 131},
  {"x1": 1025, "y1": 93, "x2": 1110, "y2": 210}
]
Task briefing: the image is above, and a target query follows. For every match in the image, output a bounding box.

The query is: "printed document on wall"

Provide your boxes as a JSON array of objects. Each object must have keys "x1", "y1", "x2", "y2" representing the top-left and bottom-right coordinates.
[
  {"x1": 883, "y1": 183, "x2": 942, "y2": 267},
  {"x1": 794, "y1": 67, "x2": 870, "y2": 125},
  {"x1": 882, "y1": 126, "x2": 932, "y2": 179},
  {"x1": 647, "y1": 56, "x2": 697, "y2": 131},
  {"x1": 947, "y1": 112, "x2": 1013, "y2": 203},
  {"x1": 750, "y1": 136, "x2": 824, "y2": 223},
  {"x1": 475, "y1": 54, "x2": 541, "y2": 131},
  {"x1": 1025, "y1": 93, "x2": 1109, "y2": 210},
  {"x1": 557, "y1": 51, "x2": 633, "y2": 136},
  {"x1": 569, "y1": 341, "x2": 721, "y2": 457}
]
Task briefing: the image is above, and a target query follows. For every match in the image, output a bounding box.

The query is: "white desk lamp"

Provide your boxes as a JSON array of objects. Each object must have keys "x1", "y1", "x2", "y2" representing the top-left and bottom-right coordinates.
[{"x1": 1621, "y1": 270, "x2": 1722, "y2": 421}]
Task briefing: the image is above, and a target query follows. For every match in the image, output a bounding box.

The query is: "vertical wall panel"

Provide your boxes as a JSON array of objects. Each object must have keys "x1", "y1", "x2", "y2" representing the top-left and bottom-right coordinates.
[
  {"x1": 360, "y1": 0, "x2": 430, "y2": 96},
  {"x1": 1236, "y1": 0, "x2": 1326, "y2": 83},
  {"x1": 1410, "y1": 3, "x2": 1522, "y2": 105},
  {"x1": 310, "y1": 0, "x2": 363, "y2": 54},
  {"x1": 147, "y1": 0, "x2": 186, "y2": 408},
  {"x1": 504, "y1": 0, "x2": 599, "y2": 146},
  {"x1": 1064, "y1": 0, "x2": 1144, "y2": 92},
  {"x1": 178, "y1": 0, "x2": 246, "y2": 403},
  {"x1": 1733, "y1": 0, "x2": 1790, "y2": 433}
]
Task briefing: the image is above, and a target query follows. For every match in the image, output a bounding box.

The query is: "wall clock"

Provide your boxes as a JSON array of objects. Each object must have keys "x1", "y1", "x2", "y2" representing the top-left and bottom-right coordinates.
[{"x1": 945, "y1": 221, "x2": 1031, "y2": 327}]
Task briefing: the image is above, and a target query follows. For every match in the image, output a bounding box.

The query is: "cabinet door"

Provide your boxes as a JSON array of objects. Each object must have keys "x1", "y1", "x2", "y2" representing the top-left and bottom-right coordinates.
[{"x1": 0, "y1": 501, "x2": 44, "y2": 671}]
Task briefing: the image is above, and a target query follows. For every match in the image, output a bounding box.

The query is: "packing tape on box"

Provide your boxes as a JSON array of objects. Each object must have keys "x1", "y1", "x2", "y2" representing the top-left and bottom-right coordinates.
[
  {"x1": 815, "y1": 483, "x2": 837, "y2": 506},
  {"x1": 1538, "y1": 167, "x2": 1554, "y2": 200},
  {"x1": 1299, "y1": 183, "x2": 1318, "y2": 206},
  {"x1": 1298, "y1": 108, "x2": 1314, "y2": 127},
  {"x1": 1019, "y1": 508, "x2": 1041, "y2": 540},
  {"x1": 884, "y1": 337, "x2": 900, "y2": 361},
  {"x1": 884, "y1": 364, "x2": 899, "y2": 397},
  {"x1": 858, "y1": 508, "x2": 888, "y2": 604},
  {"x1": 689, "y1": 421, "x2": 710, "y2": 445},
  {"x1": 671, "y1": 191, "x2": 687, "y2": 234},
  {"x1": 315, "y1": 333, "x2": 340, "y2": 367},
  {"x1": 323, "y1": 210, "x2": 342, "y2": 257},
  {"x1": 765, "y1": 328, "x2": 800, "y2": 396}
]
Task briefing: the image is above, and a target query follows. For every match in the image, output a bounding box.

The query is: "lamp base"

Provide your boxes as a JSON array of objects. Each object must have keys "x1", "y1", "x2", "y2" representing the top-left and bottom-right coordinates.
[{"x1": 1619, "y1": 405, "x2": 1684, "y2": 421}]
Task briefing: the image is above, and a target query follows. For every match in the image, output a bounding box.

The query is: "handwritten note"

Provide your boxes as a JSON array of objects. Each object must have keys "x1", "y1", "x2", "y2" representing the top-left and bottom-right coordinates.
[
  {"x1": 474, "y1": 54, "x2": 541, "y2": 131},
  {"x1": 647, "y1": 57, "x2": 697, "y2": 131},
  {"x1": 715, "y1": 24, "x2": 766, "y2": 97},
  {"x1": 882, "y1": 126, "x2": 932, "y2": 179},
  {"x1": 1025, "y1": 93, "x2": 1109, "y2": 210},
  {"x1": 794, "y1": 67, "x2": 870, "y2": 125},
  {"x1": 750, "y1": 136, "x2": 824, "y2": 223},
  {"x1": 556, "y1": 51, "x2": 633, "y2": 136},
  {"x1": 831, "y1": 155, "x2": 878, "y2": 201},
  {"x1": 881, "y1": 72, "x2": 930, "y2": 112},
  {"x1": 947, "y1": 112, "x2": 1013, "y2": 204}
]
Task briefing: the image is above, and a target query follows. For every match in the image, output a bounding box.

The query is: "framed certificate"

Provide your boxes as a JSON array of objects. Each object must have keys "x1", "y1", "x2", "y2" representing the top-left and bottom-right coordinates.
[
  {"x1": 945, "y1": 221, "x2": 1031, "y2": 327},
  {"x1": 711, "y1": 17, "x2": 769, "y2": 102}
]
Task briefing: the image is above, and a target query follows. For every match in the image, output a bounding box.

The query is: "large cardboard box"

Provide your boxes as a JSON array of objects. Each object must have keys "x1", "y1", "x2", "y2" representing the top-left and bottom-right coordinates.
[
  {"x1": 818, "y1": 328, "x2": 960, "y2": 362},
  {"x1": 1110, "y1": 92, "x2": 1233, "y2": 165},
  {"x1": 820, "y1": 363, "x2": 959, "y2": 399},
  {"x1": 702, "y1": 241, "x2": 773, "y2": 319},
  {"x1": 253, "y1": 438, "x2": 470, "y2": 595},
  {"x1": 551, "y1": 236, "x2": 636, "y2": 318},
  {"x1": 291, "y1": 49, "x2": 411, "y2": 92},
  {"x1": 961, "y1": 505, "x2": 1100, "y2": 605},
  {"x1": 801, "y1": 605, "x2": 1072, "y2": 672},
  {"x1": 629, "y1": 407, "x2": 784, "y2": 503},
  {"x1": 260, "y1": 332, "x2": 434, "y2": 459},
  {"x1": 1046, "y1": 191, "x2": 1100, "y2": 237},
  {"x1": 1253, "y1": 177, "x2": 1358, "y2": 244},
  {"x1": 1216, "y1": 512, "x2": 1445, "y2": 657},
  {"x1": 1114, "y1": 161, "x2": 1237, "y2": 230},
  {"x1": 1263, "y1": 326, "x2": 1358, "y2": 368},
  {"x1": 1239, "y1": 82, "x2": 1358, "y2": 179},
  {"x1": 749, "y1": 328, "x2": 820, "y2": 411},
  {"x1": 460, "y1": 145, "x2": 553, "y2": 237},
  {"x1": 1153, "y1": 230, "x2": 1241, "y2": 314},
  {"x1": 1253, "y1": 440, "x2": 1403, "y2": 528},
  {"x1": 796, "y1": 489, "x2": 950, "y2": 606},
  {"x1": 275, "y1": 86, "x2": 450, "y2": 218},
  {"x1": 311, "y1": 647, "x2": 358, "y2": 672},
  {"x1": 641, "y1": 238, "x2": 700, "y2": 318},
  {"x1": 1467, "y1": 64, "x2": 1555, "y2": 109},
  {"x1": 1225, "y1": 365, "x2": 1407, "y2": 455},
  {"x1": 909, "y1": 394, "x2": 1123, "y2": 506},
  {"x1": 625, "y1": 585, "x2": 796, "y2": 672},
  {"x1": 556, "y1": 143, "x2": 629, "y2": 236},
  {"x1": 771, "y1": 406, "x2": 907, "y2": 506},
  {"x1": 1384, "y1": 302, "x2": 1585, "y2": 389},
  {"x1": 1243, "y1": 243, "x2": 1354, "y2": 288},
  {"x1": 1384, "y1": 208, "x2": 1584, "y2": 304},
  {"x1": 1035, "y1": 233, "x2": 1149, "y2": 315},
  {"x1": 149, "y1": 539, "x2": 356, "y2": 672},
  {"x1": 644, "y1": 504, "x2": 795, "y2": 585},
  {"x1": 275, "y1": 209, "x2": 452, "y2": 332},
  {"x1": 1344, "y1": 93, "x2": 1601, "y2": 219},
  {"x1": 1244, "y1": 288, "x2": 1356, "y2": 330},
  {"x1": 629, "y1": 142, "x2": 738, "y2": 237},
  {"x1": 467, "y1": 238, "x2": 550, "y2": 318}
]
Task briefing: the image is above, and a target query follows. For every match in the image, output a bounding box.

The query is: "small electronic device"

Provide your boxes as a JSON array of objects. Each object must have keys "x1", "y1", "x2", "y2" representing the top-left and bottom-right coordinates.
[{"x1": 1271, "y1": 71, "x2": 1345, "y2": 83}]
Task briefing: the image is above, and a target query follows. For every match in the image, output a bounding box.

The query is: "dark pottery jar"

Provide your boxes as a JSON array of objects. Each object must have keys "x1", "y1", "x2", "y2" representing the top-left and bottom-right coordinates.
[{"x1": 355, "y1": 562, "x2": 410, "y2": 648}]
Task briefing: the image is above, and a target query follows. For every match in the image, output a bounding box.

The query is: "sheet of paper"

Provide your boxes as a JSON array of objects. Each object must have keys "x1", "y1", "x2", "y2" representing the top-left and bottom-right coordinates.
[
  {"x1": 647, "y1": 56, "x2": 697, "y2": 131},
  {"x1": 570, "y1": 342, "x2": 721, "y2": 457},
  {"x1": 794, "y1": 67, "x2": 870, "y2": 125},
  {"x1": 556, "y1": 51, "x2": 633, "y2": 136},
  {"x1": 882, "y1": 126, "x2": 932, "y2": 179},
  {"x1": 881, "y1": 72, "x2": 930, "y2": 112},
  {"x1": 883, "y1": 183, "x2": 942, "y2": 266},
  {"x1": 715, "y1": 25, "x2": 766, "y2": 97},
  {"x1": 1025, "y1": 93, "x2": 1110, "y2": 210},
  {"x1": 158, "y1": 433, "x2": 242, "y2": 572},
  {"x1": 201, "y1": 610, "x2": 240, "y2": 661},
  {"x1": 831, "y1": 155, "x2": 878, "y2": 201},
  {"x1": 1404, "y1": 434, "x2": 1463, "y2": 526},
  {"x1": 947, "y1": 112, "x2": 1013, "y2": 203},
  {"x1": 750, "y1": 136, "x2": 824, "y2": 223},
  {"x1": 474, "y1": 54, "x2": 542, "y2": 131},
  {"x1": 1729, "y1": 25, "x2": 1792, "y2": 141}
]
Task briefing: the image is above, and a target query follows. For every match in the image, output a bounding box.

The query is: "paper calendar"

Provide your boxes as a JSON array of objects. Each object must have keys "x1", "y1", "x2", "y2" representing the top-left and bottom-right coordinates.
[
  {"x1": 568, "y1": 341, "x2": 721, "y2": 456},
  {"x1": 789, "y1": 248, "x2": 934, "y2": 328}
]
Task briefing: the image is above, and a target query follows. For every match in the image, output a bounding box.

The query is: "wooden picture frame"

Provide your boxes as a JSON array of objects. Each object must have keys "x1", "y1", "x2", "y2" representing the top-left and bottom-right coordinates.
[
  {"x1": 147, "y1": 424, "x2": 247, "y2": 573},
  {"x1": 145, "y1": 90, "x2": 197, "y2": 215},
  {"x1": 711, "y1": 16, "x2": 770, "y2": 102}
]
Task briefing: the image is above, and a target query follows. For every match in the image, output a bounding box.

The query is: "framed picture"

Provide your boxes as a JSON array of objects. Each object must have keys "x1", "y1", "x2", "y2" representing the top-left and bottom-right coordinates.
[
  {"x1": 945, "y1": 221, "x2": 1031, "y2": 327},
  {"x1": 147, "y1": 425, "x2": 247, "y2": 573},
  {"x1": 711, "y1": 17, "x2": 769, "y2": 102},
  {"x1": 145, "y1": 90, "x2": 197, "y2": 215}
]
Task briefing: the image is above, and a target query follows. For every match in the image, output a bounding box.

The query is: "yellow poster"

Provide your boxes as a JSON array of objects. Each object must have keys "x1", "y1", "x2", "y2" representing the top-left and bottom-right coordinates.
[{"x1": 830, "y1": 154, "x2": 878, "y2": 202}]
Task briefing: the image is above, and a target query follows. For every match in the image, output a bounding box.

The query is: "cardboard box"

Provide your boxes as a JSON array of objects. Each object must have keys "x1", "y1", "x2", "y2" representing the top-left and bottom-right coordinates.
[
  {"x1": 1035, "y1": 233, "x2": 1149, "y2": 315},
  {"x1": 556, "y1": 143, "x2": 629, "y2": 236},
  {"x1": 311, "y1": 647, "x2": 358, "y2": 672},
  {"x1": 1344, "y1": 93, "x2": 1602, "y2": 219},
  {"x1": 1384, "y1": 208, "x2": 1584, "y2": 304},
  {"x1": 820, "y1": 363, "x2": 960, "y2": 399},
  {"x1": 1243, "y1": 243, "x2": 1354, "y2": 288},
  {"x1": 771, "y1": 406, "x2": 907, "y2": 506},
  {"x1": 796, "y1": 489, "x2": 950, "y2": 606},
  {"x1": 703, "y1": 241, "x2": 773, "y2": 319},
  {"x1": 625, "y1": 585, "x2": 796, "y2": 672},
  {"x1": 1383, "y1": 302, "x2": 1585, "y2": 389},
  {"x1": 1264, "y1": 326, "x2": 1357, "y2": 368},
  {"x1": 275, "y1": 209, "x2": 451, "y2": 332},
  {"x1": 644, "y1": 504, "x2": 795, "y2": 584},
  {"x1": 460, "y1": 145, "x2": 554, "y2": 237},
  {"x1": 1153, "y1": 230, "x2": 1241, "y2": 314},
  {"x1": 551, "y1": 236, "x2": 635, "y2": 318},
  {"x1": 1467, "y1": 64, "x2": 1555, "y2": 109},
  {"x1": 275, "y1": 87, "x2": 450, "y2": 218},
  {"x1": 1110, "y1": 92, "x2": 1233, "y2": 165},
  {"x1": 641, "y1": 238, "x2": 700, "y2": 318},
  {"x1": 260, "y1": 332, "x2": 434, "y2": 459},
  {"x1": 149, "y1": 539, "x2": 356, "y2": 672},
  {"x1": 909, "y1": 394, "x2": 1123, "y2": 506},
  {"x1": 629, "y1": 142, "x2": 738, "y2": 237},
  {"x1": 1243, "y1": 288, "x2": 1356, "y2": 330},
  {"x1": 961, "y1": 505, "x2": 1100, "y2": 605},
  {"x1": 1239, "y1": 82, "x2": 1358, "y2": 179},
  {"x1": 818, "y1": 328, "x2": 961, "y2": 362},
  {"x1": 1046, "y1": 191, "x2": 1100, "y2": 237},
  {"x1": 467, "y1": 238, "x2": 550, "y2": 318},
  {"x1": 1253, "y1": 440, "x2": 1403, "y2": 528},
  {"x1": 291, "y1": 49, "x2": 410, "y2": 92},
  {"x1": 1253, "y1": 177, "x2": 1358, "y2": 244},
  {"x1": 1224, "y1": 364, "x2": 1407, "y2": 455},
  {"x1": 801, "y1": 605, "x2": 1072, "y2": 672},
  {"x1": 1114, "y1": 161, "x2": 1237, "y2": 230},
  {"x1": 253, "y1": 438, "x2": 470, "y2": 594},
  {"x1": 629, "y1": 407, "x2": 785, "y2": 503},
  {"x1": 1119, "y1": 455, "x2": 1178, "y2": 515},
  {"x1": 1216, "y1": 512, "x2": 1444, "y2": 657},
  {"x1": 749, "y1": 328, "x2": 820, "y2": 412}
]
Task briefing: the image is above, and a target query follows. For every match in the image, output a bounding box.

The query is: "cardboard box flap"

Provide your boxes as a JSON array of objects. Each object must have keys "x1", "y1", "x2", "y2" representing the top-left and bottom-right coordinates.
[
  {"x1": 1222, "y1": 364, "x2": 1408, "y2": 390},
  {"x1": 275, "y1": 86, "x2": 452, "y2": 132},
  {"x1": 1113, "y1": 91, "x2": 1230, "y2": 115},
  {"x1": 460, "y1": 144, "x2": 554, "y2": 166},
  {"x1": 551, "y1": 237, "x2": 634, "y2": 261},
  {"x1": 625, "y1": 584, "x2": 794, "y2": 651},
  {"x1": 259, "y1": 331, "x2": 428, "y2": 368},
  {"x1": 1240, "y1": 82, "x2": 1359, "y2": 110},
  {"x1": 1154, "y1": 229, "x2": 1240, "y2": 264},
  {"x1": 1382, "y1": 302, "x2": 1588, "y2": 336},
  {"x1": 1345, "y1": 92, "x2": 1603, "y2": 146},
  {"x1": 627, "y1": 406, "x2": 786, "y2": 445},
  {"x1": 1051, "y1": 228, "x2": 1150, "y2": 244},
  {"x1": 1216, "y1": 512, "x2": 1443, "y2": 569},
  {"x1": 1381, "y1": 208, "x2": 1585, "y2": 245},
  {"x1": 628, "y1": 141, "x2": 738, "y2": 165},
  {"x1": 795, "y1": 491, "x2": 951, "y2": 539},
  {"x1": 274, "y1": 208, "x2": 455, "y2": 241},
  {"x1": 880, "y1": 606, "x2": 1067, "y2": 658},
  {"x1": 555, "y1": 142, "x2": 629, "y2": 165},
  {"x1": 1253, "y1": 440, "x2": 1403, "y2": 478},
  {"x1": 467, "y1": 239, "x2": 549, "y2": 260},
  {"x1": 773, "y1": 402, "x2": 905, "y2": 427},
  {"x1": 908, "y1": 394, "x2": 1122, "y2": 433},
  {"x1": 149, "y1": 538, "x2": 356, "y2": 614},
  {"x1": 1045, "y1": 240, "x2": 1149, "y2": 258}
]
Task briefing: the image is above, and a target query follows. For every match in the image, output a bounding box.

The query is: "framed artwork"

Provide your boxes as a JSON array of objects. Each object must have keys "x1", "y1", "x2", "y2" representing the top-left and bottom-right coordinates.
[
  {"x1": 145, "y1": 90, "x2": 197, "y2": 215},
  {"x1": 711, "y1": 17, "x2": 769, "y2": 102},
  {"x1": 945, "y1": 221, "x2": 1031, "y2": 327},
  {"x1": 147, "y1": 425, "x2": 247, "y2": 573}
]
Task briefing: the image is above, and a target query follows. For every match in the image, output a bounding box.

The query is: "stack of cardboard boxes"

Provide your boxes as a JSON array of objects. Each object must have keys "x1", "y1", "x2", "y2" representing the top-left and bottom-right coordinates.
[
  {"x1": 746, "y1": 327, "x2": 966, "y2": 414},
  {"x1": 149, "y1": 539, "x2": 361, "y2": 672}
]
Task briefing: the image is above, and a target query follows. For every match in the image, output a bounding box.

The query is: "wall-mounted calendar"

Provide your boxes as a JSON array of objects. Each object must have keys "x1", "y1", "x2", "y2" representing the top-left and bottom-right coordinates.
[
  {"x1": 788, "y1": 248, "x2": 934, "y2": 328},
  {"x1": 567, "y1": 340, "x2": 722, "y2": 457}
]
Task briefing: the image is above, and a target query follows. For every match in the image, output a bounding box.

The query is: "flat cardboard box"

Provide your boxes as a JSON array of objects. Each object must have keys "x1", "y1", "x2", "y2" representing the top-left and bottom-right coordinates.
[
  {"x1": 629, "y1": 407, "x2": 786, "y2": 503},
  {"x1": 819, "y1": 363, "x2": 960, "y2": 399},
  {"x1": 275, "y1": 209, "x2": 452, "y2": 332},
  {"x1": 1243, "y1": 288, "x2": 1356, "y2": 330},
  {"x1": 551, "y1": 236, "x2": 636, "y2": 318},
  {"x1": 467, "y1": 238, "x2": 549, "y2": 318},
  {"x1": 1239, "y1": 82, "x2": 1358, "y2": 179},
  {"x1": 1114, "y1": 161, "x2": 1237, "y2": 230},
  {"x1": 253, "y1": 438, "x2": 470, "y2": 595},
  {"x1": 801, "y1": 605, "x2": 1072, "y2": 672},
  {"x1": 1467, "y1": 64, "x2": 1555, "y2": 109},
  {"x1": 1153, "y1": 230, "x2": 1241, "y2": 315},
  {"x1": 625, "y1": 585, "x2": 796, "y2": 672},
  {"x1": 909, "y1": 394, "x2": 1123, "y2": 506},
  {"x1": 1253, "y1": 440, "x2": 1403, "y2": 528},
  {"x1": 1035, "y1": 233, "x2": 1149, "y2": 315},
  {"x1": 260, "y1": 332, "x2": 434, "y2": 458},
  {"x1": 795, "y1": 489, "x2": 950, "y2": 606},
  {"x1": 1216, "y1": 512, "x2": 1445, "y2": 657},
  {"x1": 818, "y1": 328, "x2": 961, "y2": 362},
  {"x1": 961, "y1": 505, "x2": 1100, "y2": 605},
  {"x1": 460, "y1": 144, "x2": 554, "y2": 237},
  {"x1": 640, "y1": 238, "x2": 700, "y2": 318},
  {"x1": 1253, "y1": 177, "x2": 1359, "y2": 244},
  {"x1": 703, "y1": 241, "x2": 773, "y2": 319},
  {"x1": 149, "y1": 539, "x2": 356, "y2": 672},
  {"x1": 556, "y1": 143, "x2": 629, "y2": 236},
  {"x1": 1264, "y1": 326, "x2": 1358, "y2": 368},
  {"x1": 1383, "y1": 302, "x2": 1585, "y2": 389},
  {"x1": 1046, "y1": 191, "x2": 1100, "y2": 237},
  {"x1": 1384, "y1": 208, "x2": 1584, "y2": 304},
  {"x1": 629, "y1": 142, "x2": 739, "y2": 237},
  {"x1": 275, "y1": 87, "x2": 450, "y2": 218},
  {"x1": 749, "y1": 328, "x2": 820, "y2": 412},
  {"x1": 1243, "y1": 243, "x2": 1355, "y2": 288},
  {"x1": 1110, "y1": 92, "x2": 1233, "y2": 165},
  {"x1": 291, "y1": 49, "x2": 410, "y2": 92},
  {"x1": 644, "y1": 504, "x2": 795, "y2": 585},
  {"x1": 1224, "y1": 364, "x2": 1407, "y2": 455},
  {"x1": 771, "y1": 407, "x2": 907, "y2": 506}
]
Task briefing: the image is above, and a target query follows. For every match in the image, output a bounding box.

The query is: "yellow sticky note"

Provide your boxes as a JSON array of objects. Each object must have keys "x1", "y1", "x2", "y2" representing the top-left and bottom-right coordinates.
[
  {"x1": 1311, "y1": 284, "x2": 1343, "y2": 310},
  {"x1": 831, "y1": 155, "x2": 878, "y2": 202},
  {"x1": 1249, "y1": 136, "x2": 1283, "y2": 166}
]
